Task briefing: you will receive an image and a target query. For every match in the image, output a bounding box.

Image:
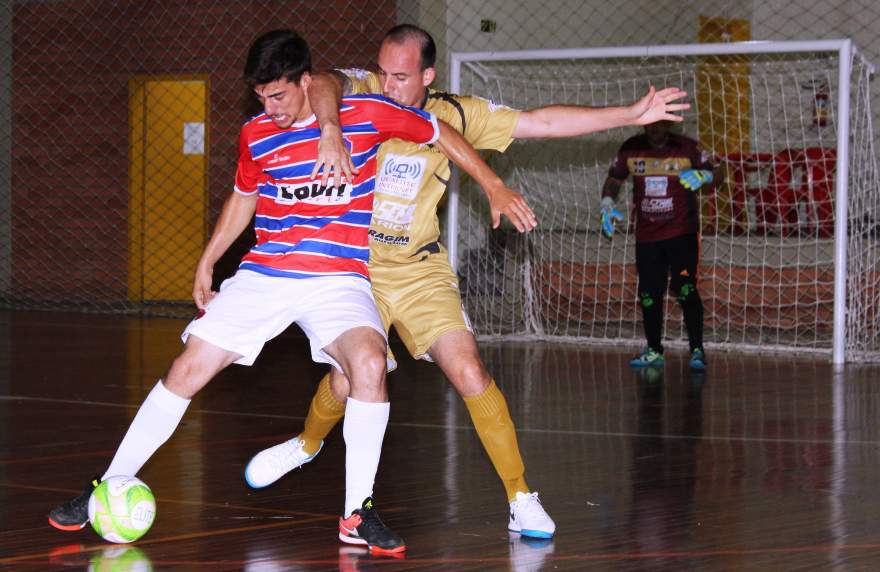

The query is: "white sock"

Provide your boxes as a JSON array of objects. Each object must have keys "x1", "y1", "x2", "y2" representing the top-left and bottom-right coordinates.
[
  {"x1": 102, "y1": 380, "x2": 191, "y2": 481},
  {"x1": 342, "y1": 397, "x2": 390, "y2": 517}
]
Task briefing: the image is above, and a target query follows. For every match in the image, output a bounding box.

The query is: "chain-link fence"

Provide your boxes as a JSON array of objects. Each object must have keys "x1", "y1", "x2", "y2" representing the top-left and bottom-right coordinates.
[{"x1": 0, "y1": 0, "x2": 877, "y2": 326}]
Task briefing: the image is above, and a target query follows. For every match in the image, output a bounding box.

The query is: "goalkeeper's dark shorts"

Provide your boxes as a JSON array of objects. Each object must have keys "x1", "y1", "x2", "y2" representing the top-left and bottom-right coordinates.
[
  {"x1": 635, "y1": 233, "x2": 700, "y2": 296},
  {"x1": 369, "y1": 250, "x2": 472, "y2": 362}
]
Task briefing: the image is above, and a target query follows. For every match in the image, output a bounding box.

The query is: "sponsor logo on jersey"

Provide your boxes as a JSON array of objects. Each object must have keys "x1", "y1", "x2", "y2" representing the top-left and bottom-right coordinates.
[
  {"x1": 368, "y1": 229, "x2": 410, "y2": 246},
  {"x1": 640, "y1": 197, "x2": 674, "y2": 214},
  {"x1": 628, "y1": 157, "x2": 692, "y2": 176},
  {"x1": 373, "y1": 199, "x2": 416, "y2": 229},
  {"x1": 644, "y1": 176, "x2": 668, "y2": 197},
  {"x1": 267, "y1": 153, "x2": 292, "y2": 165},
  {"x1": 274, "y1": 180, "x2": 351, "y2": 206},
  {"x1": 377, "y1": 153, "x2": 427, "y2": 200}
]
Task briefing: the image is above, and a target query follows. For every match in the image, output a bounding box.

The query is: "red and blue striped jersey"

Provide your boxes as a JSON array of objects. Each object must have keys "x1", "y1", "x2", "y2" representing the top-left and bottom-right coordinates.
[{"x1": 234, "y1": 95, "x2": 439, "y2": 280}]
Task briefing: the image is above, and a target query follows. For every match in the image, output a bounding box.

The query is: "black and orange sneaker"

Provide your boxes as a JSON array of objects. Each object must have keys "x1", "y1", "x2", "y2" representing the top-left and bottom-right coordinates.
[
  {"x1": 338, "y1": 497, "x2": 406, "y2": 554},
  {"x1": 48, "y1": 477, "x2": 99, "y2": 531}
]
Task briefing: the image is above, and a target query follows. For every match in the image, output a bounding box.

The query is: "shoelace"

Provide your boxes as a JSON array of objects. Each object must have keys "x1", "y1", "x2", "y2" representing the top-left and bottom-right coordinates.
[
  {"x1": 67, "y1": 493, "x2": 89, "y2": 512},
  {"x1": 267, "y1": 439, "x2": 305, "y2": 471},
  {"x1": 516, "y1": 492, "x2": 546, "y2": 516},
  {"x1": 61, "y1": 485, "x2": 92, "y2": 514},
  {"x1": 357, "y1": 508, "x2": 390, "y2": 535}
]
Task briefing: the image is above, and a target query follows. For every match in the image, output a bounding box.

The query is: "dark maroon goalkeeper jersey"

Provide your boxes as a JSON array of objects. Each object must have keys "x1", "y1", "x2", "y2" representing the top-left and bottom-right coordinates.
[{"x1": 608, "y1": 133, "x2": 713, "y2": 243}]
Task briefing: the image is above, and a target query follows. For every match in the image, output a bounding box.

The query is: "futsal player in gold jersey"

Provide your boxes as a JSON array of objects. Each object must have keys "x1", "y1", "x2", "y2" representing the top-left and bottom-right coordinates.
[{"x1": 244, "y1": 24, "x2": 690, "y2": 538}]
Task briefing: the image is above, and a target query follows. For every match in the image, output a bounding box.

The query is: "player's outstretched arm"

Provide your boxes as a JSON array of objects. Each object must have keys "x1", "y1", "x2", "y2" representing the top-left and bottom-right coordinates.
[
  {"x1": 192, "y1": 192, "x2": 258, "y2": 309},
  {"x1": 434, "y1": 120, "x2": 537, "y2": 232},
  {"x1": 309, "y1": 70, "x2": 357, "y2": 188},
  {"x1": 512, "y1": 86, "x2": 690, "y2": 139}
]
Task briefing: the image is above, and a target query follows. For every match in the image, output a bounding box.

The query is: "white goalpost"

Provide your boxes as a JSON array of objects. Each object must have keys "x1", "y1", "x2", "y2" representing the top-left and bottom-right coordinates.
[{"x1": 447, "y1": 40, "x2": 879, "y2": 364}]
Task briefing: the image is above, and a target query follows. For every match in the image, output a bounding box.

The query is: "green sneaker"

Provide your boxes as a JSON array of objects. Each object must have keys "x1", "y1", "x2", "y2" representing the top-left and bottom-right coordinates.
[
  {"x1": 689, "y1": 348, "x2": 707, "y2": 371},
  {"x1": 630, "y1": 347, "x2": 664, "y2": 368}
]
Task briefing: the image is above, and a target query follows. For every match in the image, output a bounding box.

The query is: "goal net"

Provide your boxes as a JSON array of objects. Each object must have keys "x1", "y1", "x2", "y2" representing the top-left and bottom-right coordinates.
[{"x1": 449, "y1": 41, "x2": 879, "y2": 362}]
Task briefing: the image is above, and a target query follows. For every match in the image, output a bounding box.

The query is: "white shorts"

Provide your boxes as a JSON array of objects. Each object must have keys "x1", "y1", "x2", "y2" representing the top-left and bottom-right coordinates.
[{"x1": 182, "y1": 270, "x2": 387, "y2": 370}]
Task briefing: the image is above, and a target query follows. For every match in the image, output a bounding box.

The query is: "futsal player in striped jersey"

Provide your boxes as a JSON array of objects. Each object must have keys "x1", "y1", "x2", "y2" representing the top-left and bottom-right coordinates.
[
  {"x1": 47, "y1": 28, "x2": 535, "y2": 555},
  {"x1": 243, "y1": 24, "x2": 690, "y2": 540}
]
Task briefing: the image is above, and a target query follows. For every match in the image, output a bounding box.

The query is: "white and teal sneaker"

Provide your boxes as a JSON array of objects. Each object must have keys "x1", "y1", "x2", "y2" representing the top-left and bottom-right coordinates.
[
  {"x1": 244, "y1": 437, "x2": 322, "y2": 489},
  {"x1": 508, "y1": 491, "x2": 556, "y2": 539},
  {"x1": 629, "y1": 347, "x2": 664, "y2": 368}
]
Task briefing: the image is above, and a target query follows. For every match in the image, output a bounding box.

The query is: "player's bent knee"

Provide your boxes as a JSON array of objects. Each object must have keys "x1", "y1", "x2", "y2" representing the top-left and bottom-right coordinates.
[
  {"x1": 676, "y1": 283, "x2": 698, "y2": 304},
  {"x1": 450, "y1": 359, "x2": 491, "y2": 397},
  {"x1": 359, "y1": 350, "x2": 387, "y2": 381},
  {"x1": 638, "y1": 292, "x2": 658, "y2": 309},
  {"x1": 345, "y1": 346, "x2": 388, "y2": 399},
  {"x1": 165, "y1": 355, "x2": 211, "y2": 398},
  {"x1": 164, "y1": 338, "x2": 236, "y2": 397}
]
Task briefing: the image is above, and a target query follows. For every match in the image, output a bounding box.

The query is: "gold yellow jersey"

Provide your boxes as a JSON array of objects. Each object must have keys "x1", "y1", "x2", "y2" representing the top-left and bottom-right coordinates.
[{"x1": 342, "y1": 69, "x2": 521, "y2": 266}]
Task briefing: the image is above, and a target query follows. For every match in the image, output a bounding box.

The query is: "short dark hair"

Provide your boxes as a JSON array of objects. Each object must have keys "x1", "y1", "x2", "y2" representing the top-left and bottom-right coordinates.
[
  {"x1": 244, "y1": 29, "x2": 311, "y2": 87},
  {"x1": 383, "y1": 24, "x2": 436, "y2": 70}
]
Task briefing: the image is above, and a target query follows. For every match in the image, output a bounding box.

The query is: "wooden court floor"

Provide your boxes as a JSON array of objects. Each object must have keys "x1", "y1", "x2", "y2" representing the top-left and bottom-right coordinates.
[{"x1": 2, "y1": 309, "x2": 880, "y2": 570}]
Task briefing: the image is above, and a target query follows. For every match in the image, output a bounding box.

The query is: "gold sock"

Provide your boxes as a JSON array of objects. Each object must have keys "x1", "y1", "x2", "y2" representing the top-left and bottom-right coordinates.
[
  {"x1": 299, "y1": 373, "x2": 345, "y2": 455},
  {"x1": 463, "y1": 380, "x2": 529, "y2": 501}
]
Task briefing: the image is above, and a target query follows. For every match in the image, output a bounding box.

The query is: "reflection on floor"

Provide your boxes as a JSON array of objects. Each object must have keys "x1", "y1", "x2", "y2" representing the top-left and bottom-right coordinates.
[{"x1": 2, "y1": 311, "x2": 880, "y2": 570}]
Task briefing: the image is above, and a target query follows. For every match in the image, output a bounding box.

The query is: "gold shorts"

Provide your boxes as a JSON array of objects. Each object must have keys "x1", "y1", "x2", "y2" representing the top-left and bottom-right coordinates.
[{"x1": 370, "y1": 251, "x2": 472, "y2": 361}]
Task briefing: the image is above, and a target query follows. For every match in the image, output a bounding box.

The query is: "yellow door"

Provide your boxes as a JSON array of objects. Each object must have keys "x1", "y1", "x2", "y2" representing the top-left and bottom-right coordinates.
[
  {"x1": 698, "y1": 17, "x2": 751, "y2": 234},
  {"x1": 129, "y1": 78, "x2": 207, "y2": 302}
]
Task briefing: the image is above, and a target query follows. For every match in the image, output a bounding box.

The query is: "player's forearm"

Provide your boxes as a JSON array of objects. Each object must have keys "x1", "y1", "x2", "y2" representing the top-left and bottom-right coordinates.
[
  {"x1": 310, "y1": 71, "x2": 345, "y2": 133},
  {"x1": 602, "y1": 177, "x2": 623, "y2": 202},
  {"x1": 197, "y1": 193, "x2": 257, "y2": 270},
  {"x1": 435, "y1": 120, "x2": 507, "y2": 199},
  {"x1": 513, "y1": 105, "x2": 636, "y2": 139}
]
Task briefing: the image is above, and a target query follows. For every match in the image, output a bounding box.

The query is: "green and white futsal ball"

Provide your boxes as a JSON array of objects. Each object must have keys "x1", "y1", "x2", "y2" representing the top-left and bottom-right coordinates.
[{"x1": 88, "y1": 476, "x2": 156, "y2": 543}]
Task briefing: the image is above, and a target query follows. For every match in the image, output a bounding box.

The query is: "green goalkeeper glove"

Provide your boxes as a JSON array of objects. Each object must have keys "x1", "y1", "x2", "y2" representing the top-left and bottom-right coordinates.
[{"x1": 679, "y1": 169, "x2": 713, "y2": 191}]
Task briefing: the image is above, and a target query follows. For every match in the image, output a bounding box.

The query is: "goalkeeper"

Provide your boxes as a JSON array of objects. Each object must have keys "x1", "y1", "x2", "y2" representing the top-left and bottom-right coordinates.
[
  {"x1": 600, "y1": 120, "x2": 722, "y2": 371},
  {"x1": 243, "y1": 24, "x2": 689, "y2": 540}
]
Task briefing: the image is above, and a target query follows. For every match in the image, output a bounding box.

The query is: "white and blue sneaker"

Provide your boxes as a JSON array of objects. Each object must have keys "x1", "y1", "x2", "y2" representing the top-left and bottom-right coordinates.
[
  {"x1": 244, "y1": 437, "x2": 322, "y2": 489},
  {"x1": 508, "y1": 491, "x2": 556, "y2": 539}
]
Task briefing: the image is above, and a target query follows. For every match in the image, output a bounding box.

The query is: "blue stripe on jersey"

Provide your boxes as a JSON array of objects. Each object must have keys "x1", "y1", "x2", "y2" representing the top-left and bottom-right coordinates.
[
  {"x1": 341, "y1": 122, "x2": 379, "y2": 136},
  {"x1": 294, "y1": 240, "x2": 369, "y2": 261},
  {"x1": 344, "y1": 93, "x2": 434, "y2": 122},
  {"x1": 248, "y1": 239, "x2": 368, "y2": 261},
  {"x1": 263, "y1": 137, "x2": 379, "y2": 180},
  {"x1": 254, "y1": 214, "x2": 326, "y2": 232},
  {"x1": 254, "y1": 210, "x2": 372, "y2": 233},
  {"x1": 250, "y1": 241, "x2": 303, "y2": 254},
  {"x1": 263, "y1": 161, "x2": 318, "y2": 180},
  {"x1": 349, "y1": 177, "x2": 374, "y2": 198},
  {"x1": 239, "y1": 262, "x2": 367, "y2": 280},
  {"x1": 250, "y1": 128, "x2": 321, "y2": 159},
  {"x1": 351, "y1": 143, "x2": 383, "y2": 171}
]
